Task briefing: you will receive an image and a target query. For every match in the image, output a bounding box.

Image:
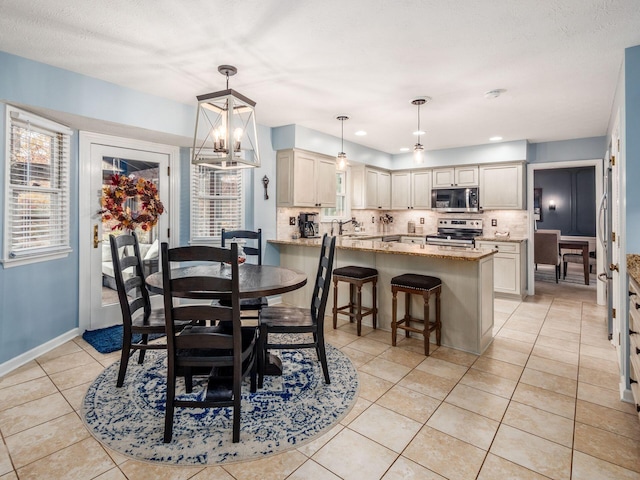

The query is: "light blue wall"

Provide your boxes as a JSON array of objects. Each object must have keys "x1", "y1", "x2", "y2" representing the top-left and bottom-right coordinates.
[
  {"x1": 527, "y1": 137, "x2": 607, "y2": 163},
  {"x1": 625, "y1": 45, "x2": 640, "y2": 253}
]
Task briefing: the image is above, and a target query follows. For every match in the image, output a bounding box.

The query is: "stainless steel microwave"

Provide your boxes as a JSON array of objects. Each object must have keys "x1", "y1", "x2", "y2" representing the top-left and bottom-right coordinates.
[{"x1": 431, "y1": 187, "x2": 480, "y2": 212}]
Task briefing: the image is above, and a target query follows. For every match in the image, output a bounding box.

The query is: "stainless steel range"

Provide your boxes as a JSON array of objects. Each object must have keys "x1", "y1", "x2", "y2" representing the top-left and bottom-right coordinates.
[{"x1": 426, "y1": 218, "x2": 483, "y2": 247}]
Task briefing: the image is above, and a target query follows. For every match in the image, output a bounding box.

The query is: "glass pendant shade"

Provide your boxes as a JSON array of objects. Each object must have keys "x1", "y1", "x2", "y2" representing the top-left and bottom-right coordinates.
[
  {"x1": 192, "y1": 66, "x2": 260, "y2": 170},
  {"x1": 336, "y1": 115, "x2": 349, "y2": 171},
  {"x1": 414, "y1": 143, "x2": 424, "y2": 164}
]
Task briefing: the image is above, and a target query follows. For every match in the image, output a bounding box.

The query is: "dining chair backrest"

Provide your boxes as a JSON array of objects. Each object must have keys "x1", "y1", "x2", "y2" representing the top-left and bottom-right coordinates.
[
  {"x1": 221, "y1": 229, "x2": 262, "y2": 265},
  {"x1": 534, "y1": 229, "x2": 561, "y2": 266},
  {"x1": 161, "y1": 243, "x2": 240, "y2": 341},
  {"x1": 310, "y1": 234, "x2": 337, "y2": 325},
  {"x1": 110, "y1": 232, "x2": 151, "y2": 325}
]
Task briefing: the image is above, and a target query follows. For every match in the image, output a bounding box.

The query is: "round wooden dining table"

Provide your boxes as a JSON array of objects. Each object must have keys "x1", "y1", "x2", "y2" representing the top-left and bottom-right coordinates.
[{"x1": 145, "y1": 263, "x2": 307, "y2": 299}]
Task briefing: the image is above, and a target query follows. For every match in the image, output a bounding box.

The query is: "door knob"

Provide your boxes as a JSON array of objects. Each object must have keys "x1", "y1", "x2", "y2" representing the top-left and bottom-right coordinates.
[
  {"x1": 610, "y1": 263, "x2": 619, "y2": 272},
  {"x1": 93, "y1": 224, "x2": 103, "y2": 248}
]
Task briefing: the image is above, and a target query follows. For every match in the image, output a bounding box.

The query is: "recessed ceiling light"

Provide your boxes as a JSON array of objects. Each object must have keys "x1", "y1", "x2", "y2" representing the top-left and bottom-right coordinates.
[
  {"x1": 489, "y1": 136, "x2": 503, "y2": 142},
  {"x1": 412, "y1": 130, "x2": 425, "y2": 136},
  {"x1": 355, "y1": 130, "x2": 367, "y2": 136},
  {"x1": 399, "y1": 147, "x2": 410, "y2": 152}
]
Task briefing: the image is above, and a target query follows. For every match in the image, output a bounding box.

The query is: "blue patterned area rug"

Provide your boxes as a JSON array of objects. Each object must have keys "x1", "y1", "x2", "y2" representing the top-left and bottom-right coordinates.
[{"x1": 81, "y1": 335, "x2": 358, "y2": 465}]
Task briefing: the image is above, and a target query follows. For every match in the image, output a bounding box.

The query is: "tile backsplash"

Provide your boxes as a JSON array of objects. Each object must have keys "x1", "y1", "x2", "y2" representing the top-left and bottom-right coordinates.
[{"x1": 277, "y1": 208, "x2": 529, "y2": 239}]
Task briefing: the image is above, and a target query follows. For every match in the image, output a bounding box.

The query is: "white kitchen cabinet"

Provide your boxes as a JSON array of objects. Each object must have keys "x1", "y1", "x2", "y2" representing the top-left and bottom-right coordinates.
[
  {"x1": 276, "y1": 149, "x2": 336, "y2": 208},
  {"x1": 479, "y1": 162, "x2": 525, "y2": 210},
  {"x1": 476, "y1": 240, "x2": 527, "y2": 299},
  {"x1": 391, "y1": 170, "x2": 432, "y2": 210},
  {"x1": 400, "y1": 236, "x2": 425, "y2": 245},
  {"x1": 352, "y1": 166, "x2": 391, "y2": 209},
  {"x1": 432, "y1": 166, "x2": 478, "y2": 187}
]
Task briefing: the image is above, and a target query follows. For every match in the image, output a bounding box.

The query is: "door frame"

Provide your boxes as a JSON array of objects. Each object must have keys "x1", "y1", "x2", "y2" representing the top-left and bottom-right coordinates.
[
  {"x1": 526, "y1": 159, "x2": 604, "y2": 304},
  {"x1": 78, "y1": 132, "x2": 180, "y2": 334}
]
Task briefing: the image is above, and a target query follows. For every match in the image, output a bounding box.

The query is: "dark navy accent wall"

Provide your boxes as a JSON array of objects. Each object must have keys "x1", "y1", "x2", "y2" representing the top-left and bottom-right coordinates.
[{"x1": 534, "y1": 167, "x2": 596, "y2": 236}]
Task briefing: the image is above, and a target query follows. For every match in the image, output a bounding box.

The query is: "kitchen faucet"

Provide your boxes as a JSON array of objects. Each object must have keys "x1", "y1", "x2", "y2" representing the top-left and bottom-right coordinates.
[{"x1": 330, "y1": 218, "x2": 357, "y2": 236}]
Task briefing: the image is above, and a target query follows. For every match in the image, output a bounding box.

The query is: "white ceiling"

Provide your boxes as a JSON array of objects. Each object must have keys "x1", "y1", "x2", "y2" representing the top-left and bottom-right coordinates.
[{"x1": 2, "y1": 0, "x2": 640, "y2": 153}]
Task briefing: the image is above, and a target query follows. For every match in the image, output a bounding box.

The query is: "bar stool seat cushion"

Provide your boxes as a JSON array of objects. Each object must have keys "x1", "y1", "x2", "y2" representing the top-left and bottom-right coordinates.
[
  {"x1": 391, "y1": 274, "x2": 441, "y2": 291},
  {"x1": 333, "y1": 266, "x2": 378, "y2": 279}
]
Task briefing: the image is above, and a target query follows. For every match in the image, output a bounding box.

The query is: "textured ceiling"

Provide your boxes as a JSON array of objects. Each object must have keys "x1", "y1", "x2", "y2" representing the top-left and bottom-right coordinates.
[{"x1": 1, "y1": 0, "x2": 640, "y2": 153}]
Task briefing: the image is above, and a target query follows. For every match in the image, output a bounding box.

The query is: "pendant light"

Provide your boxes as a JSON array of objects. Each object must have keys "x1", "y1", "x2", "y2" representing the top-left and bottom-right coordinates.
[
  {"x1": 192, "y1": 65, "x2": 260, "y2": 169},
  {"x1": 411, "y1": 97, "x2": 430, "y2": 164},
  {"x1": 336, "y1": 115, "x2": 349, "y2": 171}
]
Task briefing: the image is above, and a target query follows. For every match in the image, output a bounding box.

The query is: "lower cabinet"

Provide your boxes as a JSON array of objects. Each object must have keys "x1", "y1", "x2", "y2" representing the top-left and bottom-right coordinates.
[
  {"x1": 476, "y1": 240, "x2": 526, "y2": 298},
  {"x1": 628, "y1": 275, "x2": 640, "y2": 420}
]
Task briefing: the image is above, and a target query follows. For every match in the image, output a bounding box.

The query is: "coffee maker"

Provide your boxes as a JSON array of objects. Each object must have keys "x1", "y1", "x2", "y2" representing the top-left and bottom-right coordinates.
[{"x1": 298, "y1": 212, "x2": 319, "y2": 238}]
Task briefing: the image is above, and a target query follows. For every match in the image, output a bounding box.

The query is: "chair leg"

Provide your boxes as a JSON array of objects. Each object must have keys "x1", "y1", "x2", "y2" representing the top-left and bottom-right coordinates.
[
  {"x1": 232, "y1": 375, "x2": 241, "y2": 443},
  {"x1": 391, "y1": 289, "x2": 398, "y2": 346},
  {"x1": 555, "y1": 265, "x2": 559, "y2": 283},
  {"x1": 257, "y1": 324, "x2": 267, "y2": 389},
  {"x1": 250, "y1": 341, "x2": 257, "y2": 393},
  {"x1": 316, "y1": 330, "x2": 331, "y2": 384},
  {"x1": 372, "y1": 278, "x2": 378, "y2": 329},
  {"x1": 423, "y1": 291, "x2": 431, "y2": 356},
  {"x1": 356, "y1": 285, "x2": 363, "y2": 336},
  {"x1": 435, "y1": 287, "x2": 442, "y2": 346},
  {"x1": 563, "y1": 261, "x2": 568, "y2": 279},
  {"x1": 332, "y1": 278, "x2": 339, "y2": 329},
  {"x1": 163, "y1": 366, "x2": 176, "y2": 443},
  {"x1": 138, "y1": 334, "x2": 149, "y2": 364},
  {"x1": 404, "y1": 292, "x2": 411, "y2": 338},
  {"x1": 116, "y1": 334, "x2": 132, "y2": 387}
]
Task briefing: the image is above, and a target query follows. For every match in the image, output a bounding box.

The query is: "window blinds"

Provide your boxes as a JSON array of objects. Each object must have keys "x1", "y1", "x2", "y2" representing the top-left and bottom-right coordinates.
[
  {"x1": 5, "y1": 108, "x2": 71, "y2": 260},
  {"x1": 191, "y1": 165, "x2": 243, "y2": 242}
]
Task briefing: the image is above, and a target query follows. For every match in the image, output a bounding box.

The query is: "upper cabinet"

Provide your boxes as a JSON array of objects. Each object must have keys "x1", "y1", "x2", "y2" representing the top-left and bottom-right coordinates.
[
  {"x1": 479, "y1": 162, "x2": 525, "y2": 210},
  {"x1": 352, "y1": 166, "x2": 391, "y2": 209},
  {"x1": 391, "y1": 170, "x2": 432, "y2": 209},
  {"x1": 276, "y1": 149, "x2": 336, "y2": 208},
  {"x1": 432, "y1": 166, "x2": 479, "y2": 188}
]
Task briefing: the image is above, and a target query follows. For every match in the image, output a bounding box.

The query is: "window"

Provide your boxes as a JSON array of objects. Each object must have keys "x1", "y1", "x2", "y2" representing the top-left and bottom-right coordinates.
[
  {"x1": 3, "y1": 106, "x2": 72, "y2": 266},
  {"x1": 321, "y1": 170, "x2": 349, "y2": 221},
  {"x1": 190, "y1": 164, "x2": 243, "y2": 243}
]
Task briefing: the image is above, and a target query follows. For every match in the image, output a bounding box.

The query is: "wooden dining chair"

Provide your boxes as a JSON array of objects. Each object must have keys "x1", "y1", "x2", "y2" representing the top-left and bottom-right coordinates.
[
  {"x1": 534, "y1": 229, "x2": 561, "y2": 282},
  {"x1": 110, "y1": 232, "x2": 168, "y2": 388},
  {"x1": 161, "y1": 242, "x2": 258, "y2": 443},
  {"x1": 257, "y1": 234, "x2": 336, "y2": 387},
  {"x1": 213, "y1": 229, "x2": 268, "y2": 316}
]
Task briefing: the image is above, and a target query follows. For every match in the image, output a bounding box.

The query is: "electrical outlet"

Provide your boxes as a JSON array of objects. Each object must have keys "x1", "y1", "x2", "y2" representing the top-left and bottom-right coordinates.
[
  {"x1": 289, "y1": 217, "x2": 296, "y2": 226},
  {"x1": 419, "y1": 217, "x2": 425, "y2": 224},
  {"x1": 491, "y1": 219, "x2": 497, "y2": 227},
  {"x1": 371, "y1": 216, "x2": 375, "y2": 223}
]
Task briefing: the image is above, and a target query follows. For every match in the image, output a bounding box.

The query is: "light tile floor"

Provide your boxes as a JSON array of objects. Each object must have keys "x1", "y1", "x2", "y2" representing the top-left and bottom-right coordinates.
[{"x1": 1, "y1": 282, "x2": 640, "y2": 480}]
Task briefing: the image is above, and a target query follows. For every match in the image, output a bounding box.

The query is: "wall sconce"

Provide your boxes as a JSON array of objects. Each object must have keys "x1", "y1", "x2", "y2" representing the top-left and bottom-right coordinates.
[{"x1": 548, "y1": 200, "x2": 556, "y2": 211}]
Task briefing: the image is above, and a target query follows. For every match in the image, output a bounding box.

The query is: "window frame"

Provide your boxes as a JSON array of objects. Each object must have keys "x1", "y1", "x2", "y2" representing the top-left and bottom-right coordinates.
[
  {"x1": 321, "y1": 168, "x2": 350, "y2": 222},
  {"x1": 189, "y1": 161, "x2": 246, "y2": 245},
  {"x1": 2, "y1": 105, "x2": 73, "y2": 267}
]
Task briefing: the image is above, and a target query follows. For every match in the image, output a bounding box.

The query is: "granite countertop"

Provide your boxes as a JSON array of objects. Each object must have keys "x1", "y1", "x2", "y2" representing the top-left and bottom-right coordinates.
[
  {"x1": 475, "y1": 236, "x2": 527, "y2": 243},
  {"x1": 628, "y1": 254, "x2": 640, "y2": 284},
  {"x1": 269, "y1": 237, "x2": 495, "y2": 262}
]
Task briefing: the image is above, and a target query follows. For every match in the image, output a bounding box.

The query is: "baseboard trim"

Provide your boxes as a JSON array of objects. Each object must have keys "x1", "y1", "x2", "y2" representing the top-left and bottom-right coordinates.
[{"x1": 0, "y1": 329, "x2": 80, "y2": 377}]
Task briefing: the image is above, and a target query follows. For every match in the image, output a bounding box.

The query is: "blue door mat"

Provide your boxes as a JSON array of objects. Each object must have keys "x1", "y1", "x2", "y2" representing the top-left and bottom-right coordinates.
[{"x1": 82, "y1": 325, "x2": 164, "y2": 354}]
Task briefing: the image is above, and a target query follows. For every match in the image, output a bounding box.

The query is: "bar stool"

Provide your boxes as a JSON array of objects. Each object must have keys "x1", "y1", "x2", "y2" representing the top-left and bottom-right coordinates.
[
  {"x1": 390, "y1": 273, "x2": 442, "y2": 356},
  {"x1": 332, "y1": 266, "x2": 378, "y2": 336}
]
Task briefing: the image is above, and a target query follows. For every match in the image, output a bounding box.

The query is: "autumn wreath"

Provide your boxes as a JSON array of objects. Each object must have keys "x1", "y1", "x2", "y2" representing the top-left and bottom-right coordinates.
[{"x1": 99, "y1": 174, "x2": 165, "y2": 231}]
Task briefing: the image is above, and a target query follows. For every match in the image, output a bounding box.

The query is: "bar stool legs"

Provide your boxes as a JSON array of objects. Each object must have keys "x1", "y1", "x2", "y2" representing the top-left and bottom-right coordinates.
[
  {"x1": 391, "y1": 274, "x2": 442, "y2": 356},
  {"x1": 332, "y1": 266, "x2": 378, "y2": 336}
]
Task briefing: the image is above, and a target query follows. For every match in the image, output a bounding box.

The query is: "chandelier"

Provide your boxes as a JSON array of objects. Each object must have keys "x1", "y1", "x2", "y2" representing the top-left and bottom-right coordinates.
[
  {"x1": 336, "y1": 115, "x2": 349, "y2": 171},
  {"x1": 411, "y1": 97, "x2": 430, "y2": 164},
  {"x1": 192, "y1": 65, "x2": 260, "y2": 169}
]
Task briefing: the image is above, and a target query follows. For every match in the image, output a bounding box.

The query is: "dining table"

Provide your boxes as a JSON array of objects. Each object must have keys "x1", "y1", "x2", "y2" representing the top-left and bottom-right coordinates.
[
  {"x1": 145, "y1": 263, "x2": 307, "y2": 375},
  {"x1": 559, "y1": 239, "x2": 590, "y2": 285}
]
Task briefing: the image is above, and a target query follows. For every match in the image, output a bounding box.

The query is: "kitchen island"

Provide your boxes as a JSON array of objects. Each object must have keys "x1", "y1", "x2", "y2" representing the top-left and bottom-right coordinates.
[{"x1": 269, "y1": 237, "x2": 495, "y2": 355}]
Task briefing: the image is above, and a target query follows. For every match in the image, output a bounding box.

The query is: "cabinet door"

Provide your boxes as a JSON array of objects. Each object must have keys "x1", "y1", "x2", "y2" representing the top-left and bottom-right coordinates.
[
  {"x1": 433, "y1": 168, "x2": 455, "y2": 188},
  {"x1": 292, "y1": 152, "x2": 318, "y2": 207},
  {"x1": 377, "y1": 171, "x2": 391, "y2": 209},
  {"x1": 365, "y1": 169, "x2": 379, "y2": 209},
  {"x1": 411, "y1": 170, "x2": 432, "y2": 209},
  {"x1": 391, "y1": 172, "x2": 411, "y2": 209},
  {"x1": 455, "y1": 166, "x2": 479, "y2": 186},
  {"x1": 276, "y1": 150, "x2": 293, "y2": 207},
  {"x1": 479, "y1": 164, "x2": 523, "y2": 209},
  {"x1": 315, "y1": 157, "x2": 337, "y2": 207},
  {"x1": 494, "y1": 253, "x2": 519, "y2": 294},
  {"x1": 351, "y1": 166, "x2": 365, "y2": 209}
]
